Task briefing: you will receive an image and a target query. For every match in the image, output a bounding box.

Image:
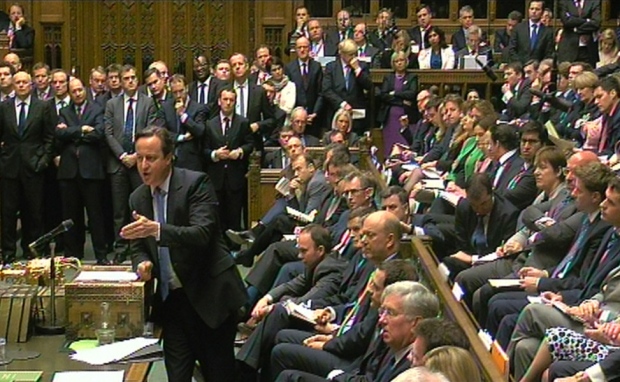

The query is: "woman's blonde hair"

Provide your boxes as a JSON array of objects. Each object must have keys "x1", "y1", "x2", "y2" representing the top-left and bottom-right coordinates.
[
  {"x1": 331, "y1": 108, "x2": 352, "y2": 133},
  {"x1": 424, "y1": 346, "x2": 481, "y2": 382},
  {"x1": 599, "y1": 28, "x2": 619, "y2": 53},
  {"x1": 391, "y1": 50, "x2": 409, "y2": 70}
]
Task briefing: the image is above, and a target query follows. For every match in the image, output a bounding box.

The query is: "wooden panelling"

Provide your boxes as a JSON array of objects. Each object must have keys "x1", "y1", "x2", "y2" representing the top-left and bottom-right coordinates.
[{"x1": 11, "y1": 0, "x2": 615, "y2": 79}]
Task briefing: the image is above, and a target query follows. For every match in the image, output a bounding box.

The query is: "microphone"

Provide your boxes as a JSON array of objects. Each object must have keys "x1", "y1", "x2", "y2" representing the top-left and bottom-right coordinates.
[
  {"x1": 29, "y1": 219, "x2": 74, "y2": 251},
  {"x1": 475, "y1": 56, "x2": 498, "y2": 82}
]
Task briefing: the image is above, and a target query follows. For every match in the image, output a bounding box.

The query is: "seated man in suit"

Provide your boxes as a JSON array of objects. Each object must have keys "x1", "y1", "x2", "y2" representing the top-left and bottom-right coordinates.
[
  {"x1": 274, "y1": 280, "x2": 440, "y2": 382},
  {"x1": 455, "y1": 25, "x2": 492, "y2": 69},
  {"x1": 290, "y1": 107, "x2": 320, "y2": 147},
  {"x1": 368, "y1": 8, "x2": 393, "y2": 52},
  {"x1": 233, "y1": 153, "x2": 331, "y2": 267},
  {"x1": 322, "y1": 39, "x2": 373, "y2": 135},
  {"x1": 56, "y1": 78, "x2": 109, "y2": 264},
  {"x1": 352, "y1": 23, "x2": 379, "y2": 63},
  {"x1": 451, "y1": 5, "x2": 476, "y2": 53},
  {"x1": 494, "y1": 11, "x2": 523, "y2": 65},
  {"x1": 593, "y1": 76, "x2": 620, "y2": 156},
  {"x1": 441, "y1": 173, "x2": 520, "y2": 277},
  {"x1": 162, "y1": 74, "x2": 207, "y2": 172},
  {"x1": 6, "y1": 3, "x2": 33, "y2": 51},
  {"x1": 308, "y1": 19, "x2": 338, "y2": 58},
  {"x1": 326, "y1": 9, "x2": 353, "y2": 47},
  {"x1": 508, "y1": 175, "x2": 620, "y2": 380},
  {"x1": 244, "y1": 224, "x2": 346, "y2": 328},
  {"x1": 549, "y1": 348, "x2": 620, "y2": 381},
  {"x1": 501, "y1": 61, "x2": 533, "y2": 121},
  {"x1": 409, "y1": 318, "x2": 470, "y2": 367},
  {"x1": 262, "y1": 125, "x2": 296, "y2": 169}
]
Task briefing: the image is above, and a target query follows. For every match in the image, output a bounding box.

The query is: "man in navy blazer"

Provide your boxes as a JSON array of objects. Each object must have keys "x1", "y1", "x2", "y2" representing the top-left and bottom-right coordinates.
[
  {"x1": 56, "y1": 78, "x2": 109, "y2": 264},
  {"x1": 322, "y1": 39, "x2": 373, "y2": 135},
  {"x1": 162, "y1": 74, "x2": 207, "y2": 172},
  {"x1": 188, "y1": 55, "x2": 224, "y2": 119},
  {"x1": 508, "y1": 0, "x2": 554, "y2": 65},
  {"x1": 122, "y1": 126, "x2": 247, "y2": 382},
  {"x1": 203, "y1": 88, "x2": 254, "y2": 234},
  {"x1": 593, "y1": 76, "x2": 620, "y2": 157},
  {"x1": 0, "y1": 71, "x2": 55, "y2": 262},
  {"x1": 557, "y1": 0, "x2": 601, "y2": 66},
  {"x1": 285, "y1": 37, "x2": 324, "y2": 138}
]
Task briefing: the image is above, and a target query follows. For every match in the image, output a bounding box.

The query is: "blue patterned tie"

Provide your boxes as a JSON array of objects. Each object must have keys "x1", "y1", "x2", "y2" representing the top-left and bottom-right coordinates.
[
  {"x1": 530, "y1": 24, "x2": 539, "y2": 50},
  {"x1": 123, "y1": 98, "x2": 135, "y2": 152},
  {"x1": 154, "y1": 187, "x2": 173, "y2": 301},
  {"x1": 552, "y1": 216, "x2": 590, "y2": 278},
  {"x1": 17, "y1": 101, "x2": 26, "y2": 136},
  {"x1": 471, "y1": 215, "x2": 487, "y2": 255}
]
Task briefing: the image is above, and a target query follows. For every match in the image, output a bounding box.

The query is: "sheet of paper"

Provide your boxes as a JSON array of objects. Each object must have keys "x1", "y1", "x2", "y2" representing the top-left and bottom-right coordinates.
[
  {"x1": 70, "y1": 337, "x2": 159, "y2": 365},
  {"x1": 283, "y1": 234, "x2": 296, "y2": 241},
  {"x1": 74, "y1": 271, "x2": 137, "y2": 283},
  {"x1": 357, "y1": 56, "x2": 372, "y2": 63},
  {"x1": 53, "y1": 371, "x2": 124, "y2": 382},
  {"x1": 439, "y1": 191, "x2": 462, "y2": 207},
  {"x1": 527, "y1": 296, "x2": 543, "y2": 304},
  {"x1": 473, "y1": 252, "x2": 499, "y2": 264},
  {"x1": 351, "y1": 109, "x2": 366, "y2": 120},
  {"x1": 544, "y1": 121, "x2": 560, "y2": 139},
  {"x1": 488, "y1": 279, "x2": 521, "y2": 288},
  {"x1": 401, "y1": 163, "x2": 419, "y2": 171},
  {"x1": 422, "y1": 169, "x2": 441, "y2": 179},
  {"x1": 422, "y1": 179, "x2": 445, "y2": 190},
  {"x1": 275, "y1": 177, "x2": 290, "y2": 197}
]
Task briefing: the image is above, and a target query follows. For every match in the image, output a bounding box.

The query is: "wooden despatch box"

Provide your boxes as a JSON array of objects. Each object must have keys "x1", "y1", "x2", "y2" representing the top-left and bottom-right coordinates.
[{"x1": 64, "y1": 276, "x2": 146, "y2": 340}]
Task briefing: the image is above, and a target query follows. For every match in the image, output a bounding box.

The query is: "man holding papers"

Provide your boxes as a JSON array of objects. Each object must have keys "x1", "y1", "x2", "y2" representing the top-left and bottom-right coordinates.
[{"x1": 120, "y1": 127, "x2": 247, "y2": 382}]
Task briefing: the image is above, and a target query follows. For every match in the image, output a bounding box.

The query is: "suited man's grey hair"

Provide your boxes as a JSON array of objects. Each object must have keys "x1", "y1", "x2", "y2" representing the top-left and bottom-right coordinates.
[{"x1": 382, "y1": 281, "x2": 440, "y2": 321}]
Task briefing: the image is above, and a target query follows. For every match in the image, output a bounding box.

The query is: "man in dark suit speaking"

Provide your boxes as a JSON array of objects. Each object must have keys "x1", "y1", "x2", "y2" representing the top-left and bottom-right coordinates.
[{"x1": 121, "y1": 126, "x2": 247, "y2": 382}]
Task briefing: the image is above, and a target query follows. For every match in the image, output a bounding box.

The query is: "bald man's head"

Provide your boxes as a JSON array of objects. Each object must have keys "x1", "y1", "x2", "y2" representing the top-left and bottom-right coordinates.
[
  {"x1": 3, "y1": 53, "x2": 21, "y2": 71},
  {"x1": 566, "y1": 151, "x2": 600, "y2": 191},
  {"x1": 361, "y1": 211, "x2": 402, "y2": 263}
]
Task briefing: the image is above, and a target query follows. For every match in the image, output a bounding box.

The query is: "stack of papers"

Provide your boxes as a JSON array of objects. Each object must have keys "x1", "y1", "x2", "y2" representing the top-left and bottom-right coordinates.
[
  {"x1": 488, "y1": 279, "x2": 521, "y2": 288},
  {"x1": 70, "y1": 337, "x2": 160, "y2": 365},
  {"x1": 275, "y1": 177, "x2": 291, "y2": 197},
  {"x1": 286, "y1": 207, "x2": 315, "y2": 224}
]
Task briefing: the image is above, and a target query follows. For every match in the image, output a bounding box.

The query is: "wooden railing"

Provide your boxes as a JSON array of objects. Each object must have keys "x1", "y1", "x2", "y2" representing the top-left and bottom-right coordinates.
[{"x1": 410, "y1": 237, "x2": 508, "y2": 382}]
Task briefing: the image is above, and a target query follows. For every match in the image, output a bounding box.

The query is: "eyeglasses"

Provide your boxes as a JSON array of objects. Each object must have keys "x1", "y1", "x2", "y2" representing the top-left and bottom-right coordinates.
[{"x1": 378, "y1": 307, "x2": 401, "y2": 318}]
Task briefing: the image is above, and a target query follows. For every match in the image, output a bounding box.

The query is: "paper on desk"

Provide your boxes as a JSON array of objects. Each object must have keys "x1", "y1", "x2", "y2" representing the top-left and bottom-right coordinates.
[
  {"x1": 70, "y1": 337, "x2": 158, "y2": 365},
  {"x1": 473, "y1": 252, "x2": 499, "y2": 264},
  {"x1": 351, "y1": 109, "x2": 366, "y2": 120},
  {"x1": 422, "y1": 179, "x2": 445, "y2": 190},
  {"x1": 488, "y1": 279, "x2": 521, "y2": 288},
  {"x1": 527, "y1": 296, "x2": 543, "y2": 304},
  {"x1": 53, "y1": 370, "x2": 124, "y2": 382},
  {"x1": 422, "y1": 169, "x2": 441, "y2": 179},
  {"x1": 74, "y1": 271, "x2": 137, "y2": 283}
]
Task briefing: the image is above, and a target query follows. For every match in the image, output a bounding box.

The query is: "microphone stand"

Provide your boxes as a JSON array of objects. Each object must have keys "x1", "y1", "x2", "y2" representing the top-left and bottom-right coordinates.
[{"x1": 34, "y1": 240, "x2": 65, "y2": 335}]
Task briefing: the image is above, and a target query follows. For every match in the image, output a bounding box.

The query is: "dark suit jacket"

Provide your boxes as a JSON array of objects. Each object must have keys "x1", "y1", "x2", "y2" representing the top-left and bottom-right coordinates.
[
  {"x1": 377, "y1": 73, "x2": 418, "y2": 125},
  {"x1": 368, "y1": 29, "x2": 393, "y2": 52},
  {"x1": 104, "y1": 93, "x2": 161, "y2": 173},
  {"x1": 455, "y1": 45, "x2": 493, "y2": 69},
  {"x1": 558, "y1": 0, "x2": 601, "y2": 63},
  {"x1": 322, "y1": 60, "x2": 373, "y2": 113},
  {"x1": 502, "y1": 78, "x2": 534, "y2": 121},
  {"x1": 599, "y1": 102, "x2": 620, "y2": 156},
  {"x1": 203, "y1": 113, "x2": 254, "y2": 191},
  {"x1": 455, "y1": 193, "x2": 520, "y2": 255},
  {"x1": 161, "y1": 98, "x2": 207, "y2": 172},
  {"x1": 537, "y1": 213, "x2": 611, "y2": 293},
  {"x1": 493, "y1": 153, "x2": 538, "y2": 210},
  {"x1": 241, "y1": 81, "x2": 276, "y2": 140},
  {"x1": 358, "y1": 44, "x2": 379, "y2": 61},
  {"x1": 558, "y1": 227, "x2": 620, "y2": 305},
  {"x1": 323, "y1": 310, "x2": 379, "y2": 366},
  {"x1": 326, "y1": 29, "x2": 353, "y2": 47},
  {"x1": 451, "y1": 28, "x2": 488, "y2": 53},
  {"x1": 494, "y1": 29, "x2": 511, "y2": 63},
  {"x1": 129, "y1": 168, "x2": 247, "y2": 328},
  {"x1": 56, "y1": 101, "x2": 106, "y2": 180},
  {"x1": 407, "y1": 26, "x2": 429, "y2": 50},
  {"x1": 297, "y1": 170, "x2": 332, "y2": 215},
  {"x1": 188, "y1": 76, "x2": 223, "y2": 119},
  {"x1": 11, "y1": 24, "x2": 34, "y2": 50},
  {"x1": 285, "y1": 59, "x2": 324, "y2": 117},
  {"x1": 269, "y1": 252, "x2": 347, "y2": 303},
  {"x1": 508, "y1": 21, "x2": 554, "y2": 65},
  {"x1": 0, "y1": 96, "x2": 55, "y2": 178}
]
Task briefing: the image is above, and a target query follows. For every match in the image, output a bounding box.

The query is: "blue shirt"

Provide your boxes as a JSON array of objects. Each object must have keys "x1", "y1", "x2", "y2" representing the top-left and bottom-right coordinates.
[{"x1": 430, "y1": 50, "x2": 442, "y2": 69}]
